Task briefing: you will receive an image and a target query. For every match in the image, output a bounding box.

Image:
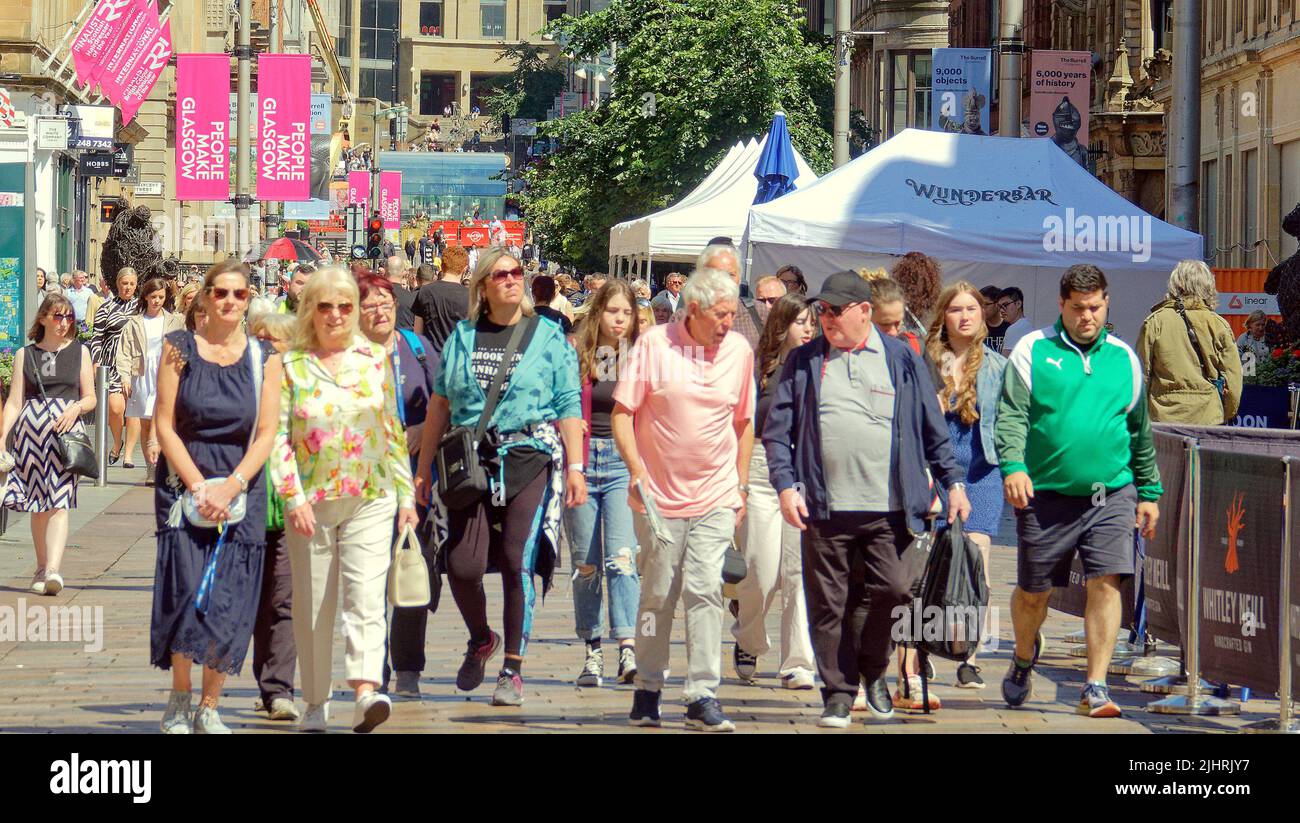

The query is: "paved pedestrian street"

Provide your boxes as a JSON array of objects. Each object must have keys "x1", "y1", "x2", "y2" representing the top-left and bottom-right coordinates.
[{"x1": 0, "y1": 474, "x2": 1280, "y2": 734}]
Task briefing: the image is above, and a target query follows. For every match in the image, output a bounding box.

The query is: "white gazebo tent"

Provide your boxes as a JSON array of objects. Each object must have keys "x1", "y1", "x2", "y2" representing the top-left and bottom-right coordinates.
[
  {"x1": 608, "y1": 133, "x2": 818, "y2": 279},
  {"x1": 742, "y1": 128, "x2": 1204, "y2": 340}
]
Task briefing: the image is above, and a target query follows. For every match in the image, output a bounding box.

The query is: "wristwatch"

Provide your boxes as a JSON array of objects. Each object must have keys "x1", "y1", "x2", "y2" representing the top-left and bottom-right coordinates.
[
  {"x1": 738, "y1": 483, "x2": 751, "y2": 494},
  {"x1": 567, "y1": 463, "x2": 585, "y2": 474},
  {"x1": 949, "y1": 481, "x2": 967, "y2": 492},
  {"x1": 232, "y1": 471, "x2": 249, "y2": 492}
]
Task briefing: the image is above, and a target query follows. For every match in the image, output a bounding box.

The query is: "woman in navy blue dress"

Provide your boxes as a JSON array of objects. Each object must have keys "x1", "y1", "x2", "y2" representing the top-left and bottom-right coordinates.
[
  {"x1": 925, "y1": 281, "x2": 1007, "y2": 693},
  {"x1": 150, "y1": 260, "x2": 283, "y2": 734}
]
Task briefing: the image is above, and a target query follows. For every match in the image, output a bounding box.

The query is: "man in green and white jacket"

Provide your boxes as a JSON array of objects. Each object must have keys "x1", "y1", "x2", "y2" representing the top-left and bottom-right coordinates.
[{"x1": 994, "y1": 264, "x2": 1162, "y2": 719}]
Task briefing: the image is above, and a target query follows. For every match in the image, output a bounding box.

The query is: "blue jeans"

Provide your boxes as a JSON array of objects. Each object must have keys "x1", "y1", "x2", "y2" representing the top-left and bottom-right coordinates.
[{"x1": 564, "y1": 437, "x2": 640, "y2": 640}]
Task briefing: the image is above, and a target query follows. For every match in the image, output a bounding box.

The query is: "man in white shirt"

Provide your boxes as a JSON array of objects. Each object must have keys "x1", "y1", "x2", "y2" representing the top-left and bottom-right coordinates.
[
  {"x1": 65, "y1": 270, "x2": 96, "y2": 323},
  {"x1": 651, "y1": 272, "x2": 685, "y2": 318},
  {"x1": 998, "y1": 286, "x2": 1035, "y2": 356}
]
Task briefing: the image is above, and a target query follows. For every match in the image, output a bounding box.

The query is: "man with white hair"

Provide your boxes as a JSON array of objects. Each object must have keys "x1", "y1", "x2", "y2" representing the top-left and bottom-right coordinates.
[
  {"x1": 612, "y1": 267, "x2": 756, "y2": 732},
  {"x1": 697, "y1": 241, "x2": 761, "y2": 349},
  {"x1": 386, "y1": 253, "x2": 417, "y2": 329}
]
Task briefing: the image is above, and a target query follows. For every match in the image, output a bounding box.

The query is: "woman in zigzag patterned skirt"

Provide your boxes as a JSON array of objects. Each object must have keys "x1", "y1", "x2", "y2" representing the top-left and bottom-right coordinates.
[{"x1": 0, "y1": 294, "x2": 97, "y2": 597}]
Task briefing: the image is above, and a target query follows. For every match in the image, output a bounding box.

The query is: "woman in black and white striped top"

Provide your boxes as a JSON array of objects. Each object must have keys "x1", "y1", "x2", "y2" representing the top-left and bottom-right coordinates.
[{"x1": 91, "y1": 266, "x2": 138, "y2": 464}]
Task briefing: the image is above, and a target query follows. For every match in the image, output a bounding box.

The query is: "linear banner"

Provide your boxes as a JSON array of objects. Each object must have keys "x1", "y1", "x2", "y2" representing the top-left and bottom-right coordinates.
[
  {"x1": 931, "y1": 48, "x2": 991, "y2": 135},
  {"x1": 348, "y1": 171, "x2": 370, "y2": 210},
  {"x1": 1197, "y1": 448, "x2": 1284, "y2": 693},
  {"x1": 175, "y1": 54, "x2": 231, "y2": 202},
  {"x1": 256, "y1": 54, "x2": 312, "y2": 201},
  {"x1": 1028, "y1": 50, "x2": 1091, "y2": 167},
  {"x1": 71, "y1": 0, "x2": 136, "y2": 88},
  {"x1": 380, "y1": 171, "x2": 402, "y2": 229}
]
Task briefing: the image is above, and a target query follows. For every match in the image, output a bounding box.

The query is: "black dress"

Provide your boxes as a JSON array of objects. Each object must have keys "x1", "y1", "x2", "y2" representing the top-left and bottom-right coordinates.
[
  {"x1": 150, "y1": 331, "x2": 271, "y2": 674},
  {"x1": 2, "y1": 343, "x2": 86, "y2": 512}
]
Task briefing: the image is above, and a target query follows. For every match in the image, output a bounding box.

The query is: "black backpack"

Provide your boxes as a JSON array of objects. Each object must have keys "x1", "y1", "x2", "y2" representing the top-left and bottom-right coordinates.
[{"x1": 900, "y1": 517, "x2": 989, "y2": 713}]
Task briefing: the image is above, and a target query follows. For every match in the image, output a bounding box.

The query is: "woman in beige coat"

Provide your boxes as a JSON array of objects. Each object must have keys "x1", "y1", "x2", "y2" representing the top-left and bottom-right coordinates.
[
  {"x1": 116, "y1": 277, "x2": 184, "y2": 475},
  {"x1": 1137, "y1": 260, "x2": 1243, "y2": 425}
]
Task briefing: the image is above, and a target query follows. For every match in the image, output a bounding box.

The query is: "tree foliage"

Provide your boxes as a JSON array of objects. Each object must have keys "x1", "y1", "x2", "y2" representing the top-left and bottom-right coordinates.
[
  {"x1": 521, "y1": 0, "x2": 833, "y2": 270},
  {"x1": 483, "y1": 42, "x2": 568, "y2": 122}
]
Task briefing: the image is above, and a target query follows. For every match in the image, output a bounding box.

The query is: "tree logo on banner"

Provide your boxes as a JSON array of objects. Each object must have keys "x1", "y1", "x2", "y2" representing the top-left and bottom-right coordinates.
[{"x1": 1224, "y1": 492, "x2": 1246, "y2": 575}]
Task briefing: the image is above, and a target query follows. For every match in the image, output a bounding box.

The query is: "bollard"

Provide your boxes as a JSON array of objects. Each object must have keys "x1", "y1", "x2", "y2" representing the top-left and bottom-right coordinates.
[{"x1": 93, "y1": 365, "x2": 109, "y2": 487}]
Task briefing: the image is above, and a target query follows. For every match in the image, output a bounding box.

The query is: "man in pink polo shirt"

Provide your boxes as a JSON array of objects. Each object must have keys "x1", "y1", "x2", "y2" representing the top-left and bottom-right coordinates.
[{"x1": 611, "y1": 267, "x2": 755, "y2": 732}]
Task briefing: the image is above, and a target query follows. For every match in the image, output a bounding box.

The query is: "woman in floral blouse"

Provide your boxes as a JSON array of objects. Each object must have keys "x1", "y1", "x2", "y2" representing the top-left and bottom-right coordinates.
[{"x1": 270, "y1": 265, "x2": 417, "y2": 734}]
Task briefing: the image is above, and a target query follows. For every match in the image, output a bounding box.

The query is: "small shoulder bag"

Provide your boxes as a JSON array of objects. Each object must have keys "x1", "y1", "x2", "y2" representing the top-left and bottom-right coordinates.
[{"x1": 30, "y1": 344, "x2": 98, "y2": 480}]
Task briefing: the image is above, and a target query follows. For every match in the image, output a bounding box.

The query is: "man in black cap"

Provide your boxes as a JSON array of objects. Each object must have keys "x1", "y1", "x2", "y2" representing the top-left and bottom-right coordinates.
[{"x1": 762, "y1": 271, "x2": 969, "y2": 728}]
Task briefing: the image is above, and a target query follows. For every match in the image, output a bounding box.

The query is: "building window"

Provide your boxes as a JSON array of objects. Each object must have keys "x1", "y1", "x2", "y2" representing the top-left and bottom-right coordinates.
[
  {"x1": 482, "y1": 0, "x2": 506, "y2": 38},
  {"x1": 340, "y1": 0, "x2": 400, "y2": 62},
  {"x1": 545, "y1": 0, "x2": 566, "y2": 25},
  {"x1": 1152, "y1": 0, "x2": 1173, "y2": 50},
  {"x1": 362, "y1": 67, "x2": 396, "y2": 103},
  {"x1": 1222, "y1": 154, "x2": 1234, "y2": 264},
  {"x1": 1202, "y1": 159, "x2": 1218, "y2": 262},
  {"x1": 420, "y1": 1, "x2": 443, "y2": 35},
  {"x1": 1257, "y1": 0, "x2": 1270, "y2": 25},
  {"x1": 883, "y1": 51, "x2": 932, "y2": 137},
  {"x1": 1243, "y1": 149, "x2": 1258, "y2": 266}
]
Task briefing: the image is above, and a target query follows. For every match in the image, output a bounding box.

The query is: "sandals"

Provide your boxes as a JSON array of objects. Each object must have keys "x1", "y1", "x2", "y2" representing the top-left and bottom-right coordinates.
[{"x1": 109, "y1": 449, "x2": 121, "y2": 466}]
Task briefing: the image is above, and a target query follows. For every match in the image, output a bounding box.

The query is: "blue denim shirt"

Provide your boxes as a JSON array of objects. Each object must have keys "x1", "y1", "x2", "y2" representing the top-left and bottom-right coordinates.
[
  {"x1": 973, "y1": 350, "x2": 1007, "y2": 466},
  {"x1": 434, "y1": 314, "x2": 582, "y2": 438}
]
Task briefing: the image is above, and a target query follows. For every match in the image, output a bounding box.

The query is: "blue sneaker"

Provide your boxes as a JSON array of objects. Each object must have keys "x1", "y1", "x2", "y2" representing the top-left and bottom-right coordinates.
[
  {"x1": 684, "y1": 697, "x2": 735, "y2": 732},
  {"x1": 1077, "y1": 683, "x2": 1122, "y2": 718},
  {"x1": 628, "y1": 689, "x2": 661, "y2": 727},
  {"x1": 1001, "y1": 632, "x2": 1043, "y2": 708}
]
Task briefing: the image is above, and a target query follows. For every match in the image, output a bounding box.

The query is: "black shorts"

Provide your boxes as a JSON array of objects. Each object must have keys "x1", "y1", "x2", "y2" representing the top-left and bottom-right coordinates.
[{"x1": 1015, "y1": 484, "x2": 1137, "y2": 593}]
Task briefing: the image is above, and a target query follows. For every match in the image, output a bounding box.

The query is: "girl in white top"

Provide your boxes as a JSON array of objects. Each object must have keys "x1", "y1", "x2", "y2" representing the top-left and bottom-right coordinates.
[{"x1": 116, "y1": 277, "x2": 184, "y2": 474}]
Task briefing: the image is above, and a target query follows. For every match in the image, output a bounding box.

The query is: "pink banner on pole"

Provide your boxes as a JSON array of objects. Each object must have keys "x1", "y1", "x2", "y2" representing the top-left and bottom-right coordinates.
[
  {"x1": 175, "y1": 54, "x2": 231, "y2": 202},
  {"x1": 348, "y1": 171, "x2": 371, "y2": 209},
  {"x1": 117, "y1": 15, "x2": 172, "y2": 124},
  {"x1": 256, "y1": 54, "x2": 312, "y2": 201},
  {"x1": 71, "y1": 0, "x2": 137, "y2": 88},
  {"x1": 96, "y1": 0, "x2": 161, "y2": 104},
  {"x1": 380, "y1": 171, "x2": 402, "y2": 229}
]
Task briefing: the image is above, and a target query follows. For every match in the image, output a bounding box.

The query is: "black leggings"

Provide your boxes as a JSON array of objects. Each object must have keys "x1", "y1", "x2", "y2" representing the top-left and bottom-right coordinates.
[{"x1": 445, "y1": 469, "x2": 549, "y2": 657}]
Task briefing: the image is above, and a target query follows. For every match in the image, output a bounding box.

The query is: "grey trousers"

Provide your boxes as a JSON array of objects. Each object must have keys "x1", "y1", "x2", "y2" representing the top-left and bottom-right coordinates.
[{"x1": 633, "y1": 506, "x2": 736, "y2": 702}]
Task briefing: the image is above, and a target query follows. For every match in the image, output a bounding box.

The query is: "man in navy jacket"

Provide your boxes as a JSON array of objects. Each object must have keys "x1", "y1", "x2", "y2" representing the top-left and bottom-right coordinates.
[{"x1": 763, "y1": 271, "x2": 970, "y2": 727}]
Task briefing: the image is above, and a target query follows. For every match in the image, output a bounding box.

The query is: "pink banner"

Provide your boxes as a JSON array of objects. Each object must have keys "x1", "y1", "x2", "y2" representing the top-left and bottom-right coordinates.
[
  {"x1": 96, "y1": 0, "x2": 162, "y2": 107},
  {"x1": 175, "y1": 54, "x2": 231, "y2": 202},
  {"x1": 256, "y1": 54, "x2": 312, "y2": 201},
  {"x1": 348, "y1": 171, "x2": 371, "y2": 210},
  {"x1": 379, "y1": 171, "x2": 402, "y2": 229},
  {"x1": 117, "y1": 16, "x2": 172, "y2": 124},
  {"x1": 71, "y1": 0, "x2": 136, "y2": 88}
]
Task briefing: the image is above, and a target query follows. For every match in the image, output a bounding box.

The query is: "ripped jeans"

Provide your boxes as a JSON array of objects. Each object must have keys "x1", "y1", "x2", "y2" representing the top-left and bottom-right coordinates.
[{"x1": 564, "y1": 437, "x2": 640, "y2": 641}]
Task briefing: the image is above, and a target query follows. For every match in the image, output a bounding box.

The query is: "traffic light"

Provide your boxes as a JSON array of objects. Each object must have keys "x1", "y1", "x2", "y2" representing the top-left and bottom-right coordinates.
[
  {"x1": 100, "y1": 198, "x2": 123, "y2": 223},
  {"x1": 366, "y1": 216, "x2": 384, "y2": 260}
]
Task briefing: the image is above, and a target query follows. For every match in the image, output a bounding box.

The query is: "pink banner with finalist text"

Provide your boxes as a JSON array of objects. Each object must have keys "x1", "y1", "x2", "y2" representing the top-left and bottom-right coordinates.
[
  {"x1": 256, "y1": 54, "x2": 312, "y2": 201},
  {"x1": 71, "y1": 0, "x2": 136, "y2": 88},
  {"x1": 96, "y1": 0, "x2": 164, "y2": 115},
  {"x1": 349, "y1": 171, "x2": 371, "y2": 210},
  {"x1": 380, "y1": 171, "x2": 402, "y2": 229},
  {"x1": 175, "y1": 54, "x2": 231, "y2": 202}
]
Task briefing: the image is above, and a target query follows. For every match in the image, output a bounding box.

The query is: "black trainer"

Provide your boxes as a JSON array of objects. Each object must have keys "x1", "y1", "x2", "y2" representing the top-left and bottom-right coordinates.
[
  {"x1": 956, "y1": 662, "x2": 985, "y2": 689},
  {"x1": 685, "y1": 697, "x2": 735, "y2": 732},
  {"x1": 455, "y1": 630, "x2": 501, "y2": 692},
  {"x1": 818, "y1": 696, "x2": 852, "y2": 729},
  {"x1": 863, "y1": 677, "x2": 894, "y2": 720},
  {"x1": 628, "y1": 689, "x2": 662, "y2": 727},
  {"x1": 1001, "y1": 633, "x2": 1043, "y2": 708}
]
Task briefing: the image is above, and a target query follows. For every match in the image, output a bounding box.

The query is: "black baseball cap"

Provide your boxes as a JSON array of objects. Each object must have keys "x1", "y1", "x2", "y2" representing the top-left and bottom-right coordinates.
[{"x1": 809, "y1": 271, "x2": 875, "y2": 307}]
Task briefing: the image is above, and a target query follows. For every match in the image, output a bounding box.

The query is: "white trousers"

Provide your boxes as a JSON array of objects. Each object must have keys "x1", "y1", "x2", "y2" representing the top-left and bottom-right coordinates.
[
  {"x1": 731, "y1": 449, "x2": 816, "y2": 676},
  {"x1": 287, "y1": 495, "x2": 396, "y2": 705}
]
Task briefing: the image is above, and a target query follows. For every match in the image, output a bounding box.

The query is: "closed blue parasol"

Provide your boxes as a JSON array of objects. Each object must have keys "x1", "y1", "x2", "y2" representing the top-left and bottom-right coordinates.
[{"x1": 753, "y1": 111, "x2": 799, "y2": 204}]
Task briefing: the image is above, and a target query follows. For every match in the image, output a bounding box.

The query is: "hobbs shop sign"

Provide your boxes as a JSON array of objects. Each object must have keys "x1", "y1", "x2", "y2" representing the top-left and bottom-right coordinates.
[{"x1": 1217, "y1": 293, "x2": 1279, "y2": 315}]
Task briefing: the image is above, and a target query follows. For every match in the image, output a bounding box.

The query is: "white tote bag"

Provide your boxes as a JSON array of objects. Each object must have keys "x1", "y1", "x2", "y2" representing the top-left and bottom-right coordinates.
[{"x1": 387, "y1": 524, "x2": 431, "y2": 608}]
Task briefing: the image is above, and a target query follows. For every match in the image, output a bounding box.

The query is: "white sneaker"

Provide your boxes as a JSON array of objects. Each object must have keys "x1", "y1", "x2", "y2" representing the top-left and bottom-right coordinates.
[
  {"x1": 299, "y1": 702, "x2": 329, "y2": 733},
  {"x1": 193, "y1": 706, "x2": 232, "y2": 734},
  {"x1": 30, "y1": 568, "x2": 46, "y2": 595},
  {"x1": 42, "y1": 572, "x2": 63, "y2": 596},
  {"x1": 781, "y1": 670, "x2": 816, "y2": 690},
  {"x1": 160, "y1": 690, "x2": 192, "y2": 734},
  {"x1": 352, "y1": 691, "x2": 391, "y2": 733},
  {"x1": 268, "y1": 698, "x2": 301, "y2": 721}
]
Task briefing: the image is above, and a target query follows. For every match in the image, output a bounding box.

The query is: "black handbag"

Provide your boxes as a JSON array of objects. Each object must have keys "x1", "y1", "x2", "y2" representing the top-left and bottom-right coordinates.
[
  {"x1": 436, "y1": 316, "x2": 536, "y2": 509},
  {"x1": 721, "y1": 542, "x2": 748, "y2": 585},
  {"x1": 29, "y1": 344, "x2": 99, "y2": 480}
]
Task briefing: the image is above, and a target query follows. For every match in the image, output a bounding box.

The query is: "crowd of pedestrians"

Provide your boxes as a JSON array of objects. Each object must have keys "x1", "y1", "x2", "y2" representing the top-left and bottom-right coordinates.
[{"x1": 17, "y1": 237, "x2": 1279, "y2": 734}]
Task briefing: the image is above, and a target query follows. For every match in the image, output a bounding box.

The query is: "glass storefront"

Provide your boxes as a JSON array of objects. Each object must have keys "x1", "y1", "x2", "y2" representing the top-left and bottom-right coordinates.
[{"x1": 377, "y1": 151, "x2": 508, "y2": 221}]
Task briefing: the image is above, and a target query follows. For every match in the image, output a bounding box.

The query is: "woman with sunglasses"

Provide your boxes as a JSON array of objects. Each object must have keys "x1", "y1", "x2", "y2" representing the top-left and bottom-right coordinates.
[
  {"x1": 117, "y1": 277, "x2": 184, "y2": 477},
  {"x1": 1, "y1": 294, "x2": 97, "y2": 597},
  {"x1": 91, "y1": 266, "x2": 139, "y2": 465},
  {"x1": 415, "y1": 247, "x2": 585, "y2": 707},
  {"x1": 150, "y1": 260, "x2": 282, "y2": 734},
  {"x1": 775, "y1": 265, "x2": 807, "y2": 296},
  {"x1": 270, "y1": 265, "x2": 417, "y2": 733}
]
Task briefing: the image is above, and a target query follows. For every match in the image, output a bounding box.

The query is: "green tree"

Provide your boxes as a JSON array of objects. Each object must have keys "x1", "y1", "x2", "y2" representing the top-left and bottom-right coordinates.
[
  {"x1": 521, "y1": 0, "x2": 833, "y2": 270},
  {"x1": 483, "y1": 42, "x2": 567, "y2": 122}
]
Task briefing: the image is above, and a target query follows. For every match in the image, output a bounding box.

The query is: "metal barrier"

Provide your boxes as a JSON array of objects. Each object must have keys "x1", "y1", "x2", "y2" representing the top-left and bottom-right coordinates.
[{"x1": 93, "y1": 365, "x2": 109, "y2": 487}]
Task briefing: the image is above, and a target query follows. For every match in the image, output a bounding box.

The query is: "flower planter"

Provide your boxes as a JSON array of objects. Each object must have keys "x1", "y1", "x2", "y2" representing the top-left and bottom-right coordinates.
[{"x1": 1231, "y1": 384, "x2": 1293, "y2": 428}]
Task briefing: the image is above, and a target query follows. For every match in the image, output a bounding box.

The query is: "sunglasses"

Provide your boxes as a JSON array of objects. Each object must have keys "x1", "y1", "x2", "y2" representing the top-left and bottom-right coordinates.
[
  {"x1": 756, "y1": 296, "x2": 780, "y2": 306},
  {"x1": 317, "y1": 301, "x2": 355, "y2": 316},
  {"x1": 50, "y1": 312, "x2": 75, "y2": 322},
  {"x1": 208, "y1": 287, "x2": 250, "y2": 301},
  {"x1": 814, "y1": 301, "x2": 854, "y2": 318},
  {"x1": 996, "y1": 300, "x2": 1018, "y2": 310},
  {"x1": 490, "y1": 267, "x2": 524, "y2": 283}
]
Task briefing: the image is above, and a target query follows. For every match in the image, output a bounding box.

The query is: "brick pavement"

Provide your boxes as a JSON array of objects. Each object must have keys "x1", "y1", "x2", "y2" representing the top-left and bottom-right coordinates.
[{"x1": 0, "y1": 470, "x2": 1280, "y2": 733}]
